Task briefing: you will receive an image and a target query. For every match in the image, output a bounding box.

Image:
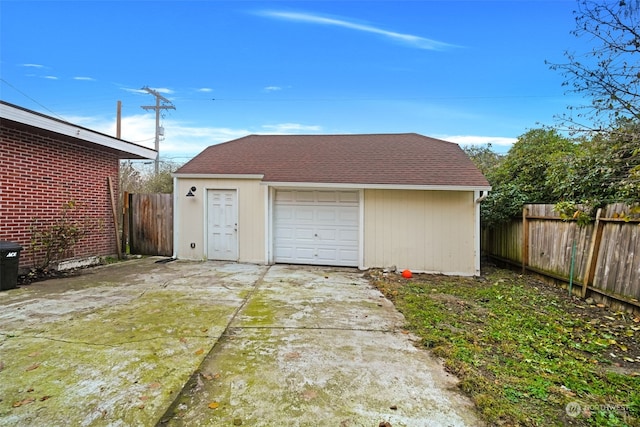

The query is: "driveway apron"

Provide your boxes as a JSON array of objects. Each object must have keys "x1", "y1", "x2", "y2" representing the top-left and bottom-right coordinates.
[{"x1": 160, "y1": 264, "x2": 482, "y2": 427}]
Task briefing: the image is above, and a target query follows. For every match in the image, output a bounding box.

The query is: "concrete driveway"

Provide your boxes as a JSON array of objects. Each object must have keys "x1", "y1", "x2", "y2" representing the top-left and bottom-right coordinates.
[{"x1": 0, "y1": 258, "x2": 482, "y2": 427}]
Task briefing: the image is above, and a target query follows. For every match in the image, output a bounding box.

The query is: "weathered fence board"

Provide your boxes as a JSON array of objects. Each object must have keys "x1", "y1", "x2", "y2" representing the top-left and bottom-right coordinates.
[
  {"x1": 482, "y1": 220, "x2": 521, "y2": 262},
  {"x1": 483, "y1": 203, "x2": 640, "y2": 312},
  {"x1": 128, "y1": 193, "x2": 173, "y2": 256}
]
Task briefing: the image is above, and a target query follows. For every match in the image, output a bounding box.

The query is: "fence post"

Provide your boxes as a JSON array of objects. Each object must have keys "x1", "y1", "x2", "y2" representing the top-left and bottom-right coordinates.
[
  {"x1": 122, "y1": 191, "x2": 129, "y2": 256},
  {"x1": 581, "y1": 208, "x2": 604, "y2": 298},
  {"x1": 522, "y1": 206, "x2": 529, "y2": 273},
  {"x1": 107, "y1": 177, "x2": 122, "y2": 259}
]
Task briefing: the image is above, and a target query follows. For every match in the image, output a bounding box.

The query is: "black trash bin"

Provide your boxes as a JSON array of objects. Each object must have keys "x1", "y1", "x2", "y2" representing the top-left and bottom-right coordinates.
[{"x1": 0, "y1": 241, "x2": 23, "y2": 291}]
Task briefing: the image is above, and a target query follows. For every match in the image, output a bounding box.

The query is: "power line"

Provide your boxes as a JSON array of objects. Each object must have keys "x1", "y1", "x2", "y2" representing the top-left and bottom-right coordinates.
[{"x1": 0, "y1": 78, "x2": 68, "y2": 121}]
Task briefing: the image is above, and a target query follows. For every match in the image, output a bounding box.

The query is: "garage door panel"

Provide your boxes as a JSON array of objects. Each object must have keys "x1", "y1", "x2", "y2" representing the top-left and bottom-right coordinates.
[
  {"x1": 339, "y1": 248, "x2": 359, "y2": 263},
  {"x1": 294, "y1": 228, "x2": 316, "y2": 241},
  {"x1": 315, "y1": 228, "x2": 337, "y2": 242},
  {"x1": 316, "y1": 191, "x2": 339, "y2": 203},
  {"x1": 338, "y1": 191, "x2": 359, "y2": 203},
  {"x1": 337, "y1": 209, "x2": 358, "y2": 223},
  {"x1": 276, "y1": 246, "x2": 315, "y2": 263},
  {"x1": 274, "y1": 190, "x2": 359, "y2": 267},
  {"x1": 276, "y1": 207, "x2": 294, "y2": 221},
  {"x1": 293, "y1": 207, "x2": 315, "y2": 221},
  {"x1": 274, "y1": 227, "x2": 296, "y2": 243},
  {"x1": 294, "y1": 191, "x2": 316, "y2": 202},
  {"x1": 338, "y1": 229, "x2": 359, "y2": 243},
  {"x1": 316, "y1": 247, "x2": 338, "y2": 263},
  {"x1": 316, "y1": 208, "x2": 338, "y2": 222}
]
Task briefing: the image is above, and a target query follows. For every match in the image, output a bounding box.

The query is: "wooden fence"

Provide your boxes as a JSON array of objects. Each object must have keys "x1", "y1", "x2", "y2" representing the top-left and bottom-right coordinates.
[
  {"x1": 126, "y1": 193, "x2": 173, "y2": 256},
  {"x1": 483, "y1": 203, "x2": 640, "y2": 313}
]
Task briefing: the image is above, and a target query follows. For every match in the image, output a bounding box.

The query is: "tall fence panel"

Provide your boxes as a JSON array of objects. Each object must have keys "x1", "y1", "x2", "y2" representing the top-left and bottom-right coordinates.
[
  {"x1": 594, "y1": 203, "x2": 640, "y2": 299},
  {"x1": 483, "y1": 203, "x2": 640, "y2": 312},
  {"x1": 128, "y1": 193, "x2": 173, "y2": 256},
  {"x1": 482, "y1": 220, "x2": 522, "y2": 263}
]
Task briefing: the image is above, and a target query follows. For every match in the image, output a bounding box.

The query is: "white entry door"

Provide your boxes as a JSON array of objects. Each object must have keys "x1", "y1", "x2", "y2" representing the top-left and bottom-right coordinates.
[
  {"x1": 274, "y1": 190, "x2": 359, "y2": 267},
  {"x1": 207, "y1": 190, "x2": 238, "y2": 261}
]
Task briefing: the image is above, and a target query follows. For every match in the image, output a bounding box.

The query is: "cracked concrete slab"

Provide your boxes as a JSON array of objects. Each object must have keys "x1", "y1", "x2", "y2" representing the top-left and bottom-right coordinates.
[
  {"x1": 0, "y1": 258, "x2": 265, "y2": 427},
  {"x1": 160, "y1": 265, "x2": 482, "y2": 427},
  {"x1": 0, "y1": 259, "x2": 482, "y2": 427}
]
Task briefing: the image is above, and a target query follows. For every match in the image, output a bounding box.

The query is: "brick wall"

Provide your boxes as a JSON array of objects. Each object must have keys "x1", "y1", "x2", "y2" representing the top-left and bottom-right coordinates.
[{"x1": 0, "y1": 124, "x2": 119, "y2": 270}]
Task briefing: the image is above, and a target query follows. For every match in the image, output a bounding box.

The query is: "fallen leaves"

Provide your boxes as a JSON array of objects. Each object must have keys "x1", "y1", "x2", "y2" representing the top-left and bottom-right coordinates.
[
  {"x1": 201, "y1": 372, "x2": 220, "y2": 381},
  {"x1": 12, "y1": 391, "x2": 52, "y2": 407},
  {"x1": 208, "y1": 401, "x2": 219, "y2": 409},
  {"x1": 195, "y1": 348, "x2": 204, "y2": 355},
  {"x1": 284, "y1": 351, "x2": 301, "y2": 360},
  {"x1": 25, "y1": 363, "x2": 40, "y2": 371},
  {"x1": 301, "y1": 388, "x2": 318, "y2": 401},
  {"x1": 13, "y1": 397, "x2": 35, "y2": 407}
]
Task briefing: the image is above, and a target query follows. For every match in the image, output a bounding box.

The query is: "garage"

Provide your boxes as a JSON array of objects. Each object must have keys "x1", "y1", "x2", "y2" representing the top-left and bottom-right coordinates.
[
  {"x1": 273, "y1": 190, "x2": 360, "y2": 267},
  {"x1": 173, "y1": 133, "x2": 490, "y2": 275}
]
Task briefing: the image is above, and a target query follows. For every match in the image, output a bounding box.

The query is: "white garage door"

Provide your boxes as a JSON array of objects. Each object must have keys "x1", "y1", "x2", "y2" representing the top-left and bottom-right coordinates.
[{"x1": 274, "y1": 190, "x2": 359, "y2": 267}]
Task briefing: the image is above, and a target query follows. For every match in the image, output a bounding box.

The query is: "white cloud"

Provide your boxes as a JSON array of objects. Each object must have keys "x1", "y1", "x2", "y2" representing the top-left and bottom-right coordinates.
[
  {"x1": 264, "y1": 86, "x2": 282, "y2": 92},
  {"x1": 74, "y1": 76, "x2": 95, "y2": 81},
  {"x1": 259, "y1": 10, "x2": 458, "y2": 51},
  {"x1": 122, "y1": 87, "x2": 175, "y2": 96},
  {"x1": 69, "y1": 114, "x2": 248, "y2": 161},
  {"x1": 21, "y1": 63, "x2": 44, "y2": 68},
  {"x1": 61, "y1": 114, "x2": 320, "y2": 161},
  {"x1": 443, "y1": 135, "x2": 517, "y2": 148},
  {"x1": 151, "y1": 87, "x2": 174, "y2": 94},
  {"x1": 43, "y1": 75, "x2": 58, "y2": 80},
  {"x1": 260, "y1": 123, "x2": 322, "y2": 133},
  {"x1": 122, "y1": 87, "x2": 147, "y2": 95},
  {"x1": 197, "y1": 88, "x2": 213, "y2": 93}
]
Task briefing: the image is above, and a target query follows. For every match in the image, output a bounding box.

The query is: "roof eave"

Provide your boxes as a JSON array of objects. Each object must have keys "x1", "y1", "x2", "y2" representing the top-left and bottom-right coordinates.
[
  {"x1": 0, "y1": 102, "x2": 157, "y2": 160},
  {"x1": 173, "y1": 173, "x2": 266, "y2": 179},
  {"x1": 261, "y1": 181, "x2": 492, "y2": 191}
]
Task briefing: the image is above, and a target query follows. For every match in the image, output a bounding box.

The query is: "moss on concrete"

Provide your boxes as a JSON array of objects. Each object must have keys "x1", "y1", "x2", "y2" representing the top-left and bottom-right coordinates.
[{"x1": 0, "y1": 279, "x2": 244, "y2": 427}]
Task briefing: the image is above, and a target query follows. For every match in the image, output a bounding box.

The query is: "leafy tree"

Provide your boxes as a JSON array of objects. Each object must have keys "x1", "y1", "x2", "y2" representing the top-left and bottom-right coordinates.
[
  {"x1": 482, "y1": 129, "x2": 576, "y2": 227},
  {"x1": 463, "y1": 144, "x2": 503, "y2": 177},
  {"x1": 548, "y1": 0, "x2": 640, "y2": 132},
  {"x1": 547, "y1": 118, "x2": 640, "y2": 206},
  {"x1": 119, "y1": 159, "x2": 180, "y2": 194}
]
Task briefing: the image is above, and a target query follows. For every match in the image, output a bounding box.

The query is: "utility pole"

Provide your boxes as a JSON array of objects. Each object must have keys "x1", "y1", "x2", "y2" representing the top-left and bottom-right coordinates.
[{"x1": 140, "y1": 86, "x2": 175, "y2": 174}]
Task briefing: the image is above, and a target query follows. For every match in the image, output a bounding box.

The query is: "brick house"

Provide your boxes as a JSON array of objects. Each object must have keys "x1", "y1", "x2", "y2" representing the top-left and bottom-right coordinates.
[{"x1": 0, "y1": 101, "x2": 156, "y2": 271}]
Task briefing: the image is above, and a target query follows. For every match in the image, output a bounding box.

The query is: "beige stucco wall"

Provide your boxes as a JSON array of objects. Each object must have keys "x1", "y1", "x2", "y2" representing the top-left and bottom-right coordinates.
[
  {"x1": 174, "y1": 178, "x2": 267, "y2": 263},
  {"x1": 363, "y1": 189, "x2": 477, "y2": 275}
]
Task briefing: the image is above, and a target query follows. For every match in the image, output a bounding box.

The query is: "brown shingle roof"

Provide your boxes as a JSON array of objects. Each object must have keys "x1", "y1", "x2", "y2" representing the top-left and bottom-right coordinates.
[{"x1": 176, "y1": 133, "x2": 490, "y2": 188}]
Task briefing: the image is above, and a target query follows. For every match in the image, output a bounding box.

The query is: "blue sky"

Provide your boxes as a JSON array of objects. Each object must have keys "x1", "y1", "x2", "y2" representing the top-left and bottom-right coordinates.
[{"x1": 1, "y1": 0, "x2": 584, "y2": 162}]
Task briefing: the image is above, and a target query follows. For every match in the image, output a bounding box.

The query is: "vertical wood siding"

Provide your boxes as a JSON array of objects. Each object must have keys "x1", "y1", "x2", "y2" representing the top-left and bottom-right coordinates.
[{"x1": 364, "y1": 189, "x2": 476, "y2": 275}]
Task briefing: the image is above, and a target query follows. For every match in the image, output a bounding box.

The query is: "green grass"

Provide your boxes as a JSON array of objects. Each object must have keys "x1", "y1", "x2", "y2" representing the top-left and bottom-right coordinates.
[{"x1": 372, "y1": 268, "x2": 640, "y2": 427}]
